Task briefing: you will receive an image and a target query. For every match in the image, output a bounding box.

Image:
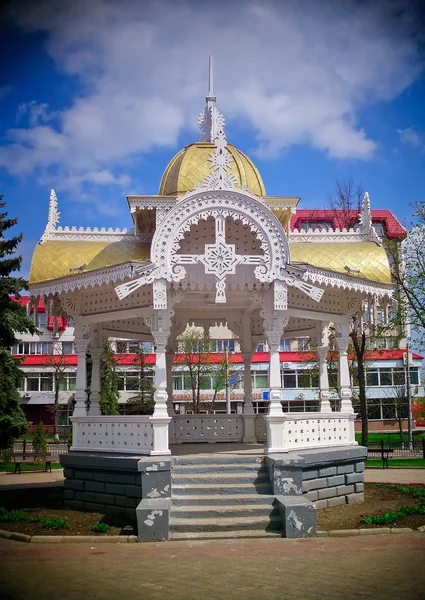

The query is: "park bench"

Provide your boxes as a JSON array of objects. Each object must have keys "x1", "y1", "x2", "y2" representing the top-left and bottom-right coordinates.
[
  {"x1": 11, "y1": 453, "x2": 52, "y2": 474},
  {"x1": 366, "y1": 446, "x2": 394, "y2": 468}
]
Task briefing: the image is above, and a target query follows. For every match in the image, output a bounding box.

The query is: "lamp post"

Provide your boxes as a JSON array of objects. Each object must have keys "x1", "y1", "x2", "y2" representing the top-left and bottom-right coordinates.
[{"x1": 404, "y1": 344, "x2": 413, "y2": 451}]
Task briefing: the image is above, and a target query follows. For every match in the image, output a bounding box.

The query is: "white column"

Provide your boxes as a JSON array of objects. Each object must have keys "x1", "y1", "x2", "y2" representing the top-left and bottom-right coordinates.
[
  {"x1": 166, "y1": 352, "x2": 174, "y2": 417},
  {"x1": 265, "y1": 332, "x2": 282, "y2": 416},
  {"x1": 88, "y1": 347, "x2": 102, "y2": 416},
  {"x1": 73, "y1": 337, "x2": 90, "y2": 417},
  {"x1": 317, "y1": 346, "x2": 332, "y2": 413},
  {"x1": 336, "y1": 334, "x2": 354, "y2": 412},
  {"x1": 150, "y1": 330, "x2": 171, "y2": 455},
  {"x1": 242, "y1": 352, "x2": 257, "y2": 443}
]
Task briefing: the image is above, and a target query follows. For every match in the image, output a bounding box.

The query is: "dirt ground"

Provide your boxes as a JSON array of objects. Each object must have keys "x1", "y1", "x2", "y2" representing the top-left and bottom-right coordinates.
[
  {"x1": 0, "y1": 487, "x2": 136, "y2": 536},
  {"x1": 317, "y1": 483, "x2": 425, "y2": 530},
  {"x1": 0, "y1": 483, "x2": 424, "y2": 536}
]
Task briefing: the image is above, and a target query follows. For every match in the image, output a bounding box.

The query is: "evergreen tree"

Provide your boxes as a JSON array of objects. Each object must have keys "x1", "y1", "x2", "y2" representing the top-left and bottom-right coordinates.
[
  {"x1": 0, "y1": 198, "x2": 36, "y2": 449},
  {"x1": 99, "y1": 341, "x2": 120, "y2": 415},
  {"x1": 32, "y1": 421, "x2": 47, "y2": 454},
  {"x1": 0, "y1": 197, "x2": 37, "y2": 347},
  {"x1": 125, "y1": 347, "x2": 155, "y2": 415},
  {"x1": 0, "y1": 348, "x2": 28, "y2": 449}
]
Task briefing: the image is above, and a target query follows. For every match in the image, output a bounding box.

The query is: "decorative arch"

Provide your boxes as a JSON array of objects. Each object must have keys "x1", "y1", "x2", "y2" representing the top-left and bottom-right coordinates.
[{"x1": 151, "y1": 190, "x2": 290, "y2": 302}]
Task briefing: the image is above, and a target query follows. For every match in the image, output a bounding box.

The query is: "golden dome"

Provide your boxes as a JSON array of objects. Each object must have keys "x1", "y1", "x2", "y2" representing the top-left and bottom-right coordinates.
[{"x1": 159, "y1": 142, "x2": 266, "y2": 197}]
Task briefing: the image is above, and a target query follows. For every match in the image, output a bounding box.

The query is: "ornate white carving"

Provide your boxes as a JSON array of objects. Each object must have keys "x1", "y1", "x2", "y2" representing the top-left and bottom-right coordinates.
[
  {"x1": 302, "y1": 266, "x2": 393, "y2": 299},
  {"x1": 171, "y1": 414, "x2": 244, "y2": 443},
  {"x1": 30, "y1": 262, "x2": 140, "y2": 298},
  {"x1": 71, "y1": 416, "x2": 153, "y2": 454},
  {"x1": 274, "y1": 280, "x2": 288, "y2": 310},
  {"x1": 41, "y1": 228, "x2": 148, "y2": 243},
  {"x1": 153, "y1": 279, "x2": 168, "y2": 310},
  {"x1": 357, "y1": 192, "x2": 381, "y2": 246},
  {"x1": 127, "y1": 197, "x2": 176, "y2": 213}
]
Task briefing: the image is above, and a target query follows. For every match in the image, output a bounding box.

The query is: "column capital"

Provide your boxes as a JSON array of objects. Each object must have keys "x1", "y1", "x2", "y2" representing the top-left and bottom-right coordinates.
[
  {"x1": 74, "y1": 337, "x2": 90, "y2": 354},
  {"x1": 241, "y1": 352, "x2": 252, "y2": 364},
  {"x1": 90, "y1": 347, "x2": 102, "y2": 361},
  {"x1": 336, "y1": 336, "x2": 350, "y2": 353},
  {"x1": 317, "y1": 346, "x2": 329, "y2": 362},
  {"x1": 264, "y1": 330, "x2": 282, "y2": 351},
  {"x1": 152, "y1": 330, "x2": 170, "y2": 352}
]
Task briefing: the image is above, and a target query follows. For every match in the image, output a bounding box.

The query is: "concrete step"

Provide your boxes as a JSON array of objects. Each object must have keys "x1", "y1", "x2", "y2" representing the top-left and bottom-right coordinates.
[
  {"x1": 171, "y1": 504, "x2": 278, "y2": 519},
  {"x1": 172, "y1": 494, "x2": 275, "y2": 506},
  {"x1": 169, "y1": 514, "x2": 282, "y2": 532},
  {"x1": 172, "y1": 462, "x2": 268, "y2": 474},
  {"x1": 172, "y1": 472, "x2": 270, "y2": 485},
  {"x1": 173, "y1": 455, "x2": 265, "y2": 466},
  {"x1": 169, "y1": 530, "x2": 282, "y2": 540},
  {"x1": 172, "y1": 482, "x2": 273, "y2": 495}
]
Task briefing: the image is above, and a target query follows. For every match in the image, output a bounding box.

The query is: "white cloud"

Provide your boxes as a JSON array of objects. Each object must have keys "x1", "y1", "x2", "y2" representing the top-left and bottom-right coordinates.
[
  {"x1": 0, "y1": 0, "x2": 423, "y2": 190},
  {"x1": 397, "y1": 127, "x2": 425, "y2": 150},
  {"x1": 17, "y1": 100, "x2": 51, "y2": 127}
]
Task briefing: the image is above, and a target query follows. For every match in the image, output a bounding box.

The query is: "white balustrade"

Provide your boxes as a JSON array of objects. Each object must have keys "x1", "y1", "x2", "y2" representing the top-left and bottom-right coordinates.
[
  {"x1": 265, "y1": 412, "x2": 356, "y2": 454},
  {"x1": 254, "y1": 415, "x2": 267, "y2": 442},
  {"x1": 171, "y1": 415, "x2": 244, "y2": 443},
  {"x1": 71, "y1": 416, "x2": 153, "y2": 454}
]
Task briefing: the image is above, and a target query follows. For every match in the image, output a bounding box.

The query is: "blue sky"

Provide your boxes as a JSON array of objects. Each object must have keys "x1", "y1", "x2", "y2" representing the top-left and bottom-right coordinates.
[{"x1": 1, "y1": 0, "x2": 425, "y2": 278}]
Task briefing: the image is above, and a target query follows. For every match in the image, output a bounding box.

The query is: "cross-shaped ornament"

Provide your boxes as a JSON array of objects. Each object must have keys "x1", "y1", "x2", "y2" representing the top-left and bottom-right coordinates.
[{"x1": 173, "y1": 215, "x2": 264, "y2": 302}]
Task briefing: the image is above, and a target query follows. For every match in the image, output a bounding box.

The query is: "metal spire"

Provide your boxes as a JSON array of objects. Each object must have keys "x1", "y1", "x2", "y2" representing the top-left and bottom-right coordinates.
[{"x1": 207, "y1": 55, "x2": 215, "y2": 102}]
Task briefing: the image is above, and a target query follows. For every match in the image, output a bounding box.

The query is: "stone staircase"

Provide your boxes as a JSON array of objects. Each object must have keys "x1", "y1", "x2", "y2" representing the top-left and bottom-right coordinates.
[{"x1": 169, "y1": 455, "x2": 282, "y2": 540}]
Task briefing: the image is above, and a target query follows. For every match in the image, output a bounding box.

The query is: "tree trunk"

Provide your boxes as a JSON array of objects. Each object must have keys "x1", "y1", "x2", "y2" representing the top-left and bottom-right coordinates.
[
  {"x1": 351, "y1": 331, "x2": 368, "y2": 447},
  {"x1": 53, "y1": 387, "x2": 60, "y2": 442}
]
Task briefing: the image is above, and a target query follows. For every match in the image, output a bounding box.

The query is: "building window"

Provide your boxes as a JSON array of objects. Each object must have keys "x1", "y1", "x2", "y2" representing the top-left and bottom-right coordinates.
[
  {"x1": 38, "y1": 313, "x2": 47, "y2": 328},
  {"x1": 62, "y1": 342, "x2": 75, "y2": 354},
  {"x1": 210, "y1": 340, "x2": 235, "y2": 352},
  {"x1": 301, "y1": 220, "x2": 333, "y2": 231},
  {"x1": 58, "y1": 373, "x2": 76, "y2": 391},
  {"x1": 116, "y1": 341, "x2": 127, "y2": 353},
  {"x1": 118, "y1": 369, "x2": 154, "y2": 391},
  {"x1": 256, "y1": 342, "x2": 265, "y2": 352},
  {"x1": 280, "y1": 339, "x2": 291, "y2": 351},
  {"x1": 13, "y1": 342, "x2": 53, "y2": 355},
  {"x1": 297, "y1": 338, "x2": 311, "y2": 352},
  {"x1": 282, "y1": 370, "x2": 318, "y2": 389}
]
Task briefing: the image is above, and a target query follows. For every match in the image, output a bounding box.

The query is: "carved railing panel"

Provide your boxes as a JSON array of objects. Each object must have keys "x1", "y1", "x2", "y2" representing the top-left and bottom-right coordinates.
[
  {"x1": 170, "y1": 414, "x2": 244, "y2": 443},
  {"x1": 71, "y1": 416, "x2": 153, "y2": 453}
]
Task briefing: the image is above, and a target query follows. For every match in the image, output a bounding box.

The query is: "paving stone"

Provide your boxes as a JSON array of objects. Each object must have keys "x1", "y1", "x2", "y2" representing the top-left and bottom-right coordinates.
[
  {"x1": 63, "y1": 489, "x2": 75, "y2": 500},
  {"x1": 318, "y1": 487, "x2": 337, "y2": 500},
  {"x1": 305, "y1": 490, "x2": 318, "y2": 502},
  {"x1": 359, "y1": 528, "x2": 390, "y2": 535},
  {"x1": 74, "y1": 470, "x2": 95, "y2": 480},
  {"x1": 105, "y1": 483, "x2": 126, "y2": 495},
  {"x1": 337, "y1": 464, "x2": 354, "y2": 475},
  {"x1": 327, "y1": 496, "x2": 346, "y2": 507},
  {"x1": 318, "y1": 466, "x2": 337, "y2": 477},
  {"x1": 31, "y1": 536, "x2": 63, "y2": 543},
  {"x1": 64, "y1": 479, "x2": 85, "y2": 491},
  {"x1": 84, "y1": 502, "x2": 106, "y2": 513},
  {"x1": 63, "y1": 468, "x2": 74, "y2": 478},
  {"x1": 75, "y1": 491, "x2": 97, "y2": 503},
  {"x1": 125, "y1": 484, "x2": 143, "y2": 498},
  {"x1": 302, "y1": 478, "x2": 327, "y2": 492},
  {"x1": 336, "y1": 484, "x2": 355, "y2": 496},
  {"x1": 302, "y1": 469, "x2": 319, "y2": 481},
  {"x1": 314, "y1": 499, "x2": 328, "y2": 510},
  {"x1": 354, "y1": 462, "x2": 365, "y2": 473},
  {"x1": 329, "y1": 529, "x2": 360, "y2": 536},
  {"x1": 346, "y1": 492, "x2": 365, "y2": 504},
  {"x1": 85, "y1": 481, "x2": 105, "y2": 493},
  {"x1": 94, "y1": 493, "x2": 116, "y2": 505},
  {"x1": 355, "y1": 482, "x2": 364, "y2": 493},
  {"x1": 327, "y1": 475, "x2": 345, "y2": 487},
  {"x1": 345, "y1": 472, "x2": 364, "y2": 485}
]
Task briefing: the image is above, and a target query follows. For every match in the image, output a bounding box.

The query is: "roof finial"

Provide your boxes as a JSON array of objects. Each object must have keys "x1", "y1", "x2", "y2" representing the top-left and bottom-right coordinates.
[
  {"x1": 198, "y1": 55, "x2": 224, "y2": 142},
  {"x1": 39, "y1": 189, "x2": 60, "y2": 244},
  {"x1": 207, "y1": 54, "x2": 215, "y2": 101}
]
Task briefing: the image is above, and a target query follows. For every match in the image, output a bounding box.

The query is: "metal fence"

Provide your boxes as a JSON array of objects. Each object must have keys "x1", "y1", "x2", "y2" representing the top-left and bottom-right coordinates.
[
  {"x1": 13, "y1": 441, "x2": 68, "y2": 460},
  {"x1": 367, "y1": 439, "x2": 425, "y2": 459}
]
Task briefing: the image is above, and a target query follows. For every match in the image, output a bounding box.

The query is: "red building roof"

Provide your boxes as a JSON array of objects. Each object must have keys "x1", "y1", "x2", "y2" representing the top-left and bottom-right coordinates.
[
  {"x1": 290, "y1": 209, "x2": 406, "y2": 239},
  {"x1": 16, "y1": 349, "x2": 422, "y2": 367}
]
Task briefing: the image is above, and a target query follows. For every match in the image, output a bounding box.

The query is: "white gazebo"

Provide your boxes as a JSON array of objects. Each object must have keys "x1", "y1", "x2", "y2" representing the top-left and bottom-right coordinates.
[{"x1": 28, "y1": 58, "x2": 393, "y2": 539}]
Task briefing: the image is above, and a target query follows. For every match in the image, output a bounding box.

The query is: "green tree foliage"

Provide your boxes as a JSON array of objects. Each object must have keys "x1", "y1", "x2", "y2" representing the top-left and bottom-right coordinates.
[
  {"x1": 32, "y1": 421, "x2": 47, "y2": 454},
  {"x1": 125, "y1": 348, "x2": 155, "y2": 415},
  {"x1": 0, "y1": 348, "x2": 27, "y2": 450},
  {"x1": 99, "y1": 341, "x2": 119, "y2": 415},
  {"x1": 0, "y1": 198, "x2": 37, "y2": 347},
  {"x1": 386, "y1": 201, "x2": 425, "y2": 350},
  {"x1": 0, "y1": 198, "x2": 36, "y2": 449},
  {"x1": 179, "y1": 331, "x2": 214, "y2": 413}
]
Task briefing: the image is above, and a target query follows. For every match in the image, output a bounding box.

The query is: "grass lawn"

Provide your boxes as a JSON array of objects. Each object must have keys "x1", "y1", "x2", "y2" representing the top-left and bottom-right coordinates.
[
  {"x1": 0, "y1": 462, "x2": 63, "y2": 472},
  {"x1": 356, "y1": 432, "x2": 425, "y2": 445},
  {"x1": 365, "y1": 458, "x2": 425, "y2": 468}
]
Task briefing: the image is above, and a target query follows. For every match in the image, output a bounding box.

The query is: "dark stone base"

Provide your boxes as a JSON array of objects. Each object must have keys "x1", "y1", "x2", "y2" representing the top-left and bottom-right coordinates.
[
  {"x1": 60, "y1": 453, "x2": 172, "y2": 541},
  {"x1": 265, "y1": 445, "x2": 367, "y2": 537}
]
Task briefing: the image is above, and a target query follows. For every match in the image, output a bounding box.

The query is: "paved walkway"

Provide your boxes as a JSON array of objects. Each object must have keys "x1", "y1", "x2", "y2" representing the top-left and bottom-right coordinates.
[
  {"x1": 0, "y1": 534, "x2": 424, "y2": 600},
  {"x1": 364, "y1": 468, "x2": 425, "y2": 484},
  {"x1": 1, "y1": 466, "x2": 424, "y2": 491},
  {"x1": 0, "y1": 470, "x2": 64, "y2": 490}
]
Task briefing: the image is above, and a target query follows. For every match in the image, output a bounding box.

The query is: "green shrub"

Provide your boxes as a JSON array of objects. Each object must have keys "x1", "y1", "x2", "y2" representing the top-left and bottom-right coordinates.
[
  {"x1": 34, "y1": 516, "x2": 70, "y2": 530},
  {"x1": 92, "y1": 522, "x2": 111, "y2": 533},
  {"x1": 361, "y1": 504, "x2": 425, "y2": 525},
  {"x1": 0, "y1": 507, "x2": 29, "y2": 522},
  {"x1": 32, "y1": 421, "x2": 47, "y2": 454}
]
